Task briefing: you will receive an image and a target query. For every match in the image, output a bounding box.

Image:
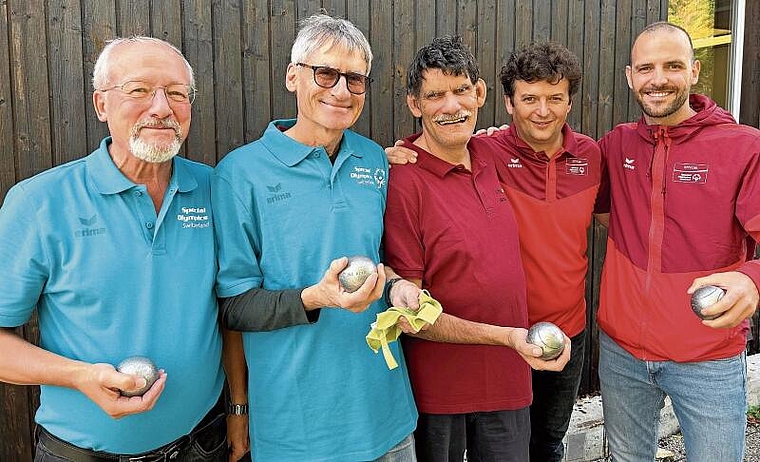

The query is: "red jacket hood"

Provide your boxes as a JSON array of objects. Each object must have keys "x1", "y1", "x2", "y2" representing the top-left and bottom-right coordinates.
[{"x1": 634, "y1": 94, "x2": 736, "y2": 144}]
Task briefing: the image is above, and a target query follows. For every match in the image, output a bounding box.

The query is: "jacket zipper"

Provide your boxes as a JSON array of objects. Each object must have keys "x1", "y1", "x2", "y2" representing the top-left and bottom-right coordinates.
[{"x1": 646, "y1": 127, "x2": 670, "y2": 291}]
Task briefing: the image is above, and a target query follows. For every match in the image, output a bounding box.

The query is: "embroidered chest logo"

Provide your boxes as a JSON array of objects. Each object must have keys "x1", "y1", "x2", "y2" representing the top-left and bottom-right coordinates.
[
  {"x1": 177, "y1": 206, "x2": 210, "y2": 228},
  {"x1": 266, "y1": 183, "x2": 292, "y2": 204},
  {"x1": 565, "y1": 158, "x2": 588, "y2": 176},
  {"x1": 373, "y1": 168, "x2": 386, "y2": 189},
  {"x1": 75, "y1": 214, "x2": 106, "y2": 237},
  {"x1": 672, "y1": 162, "x2": 708, "y2": 184},
  {"x1": 350, "y1": 165, "x2": 383, "y2": 188},
  {"x1": 623, "y1": 157, "x2": 636, "y2": 171},
  {"x1": 507, "y1": 157, "x2": 523, "y2": 169}
]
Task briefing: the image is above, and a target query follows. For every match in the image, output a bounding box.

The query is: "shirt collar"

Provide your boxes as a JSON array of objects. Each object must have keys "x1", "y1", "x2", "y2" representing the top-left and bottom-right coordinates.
[
  {"x1": 262, "y1": 119, "x2": 364, "y2": 167},
  {"x1": 401, "y1": 133, "x2": 485, "y2": 178},
  {"x1": 86, "y1": 137, "x2": 197, "y2": 194}
]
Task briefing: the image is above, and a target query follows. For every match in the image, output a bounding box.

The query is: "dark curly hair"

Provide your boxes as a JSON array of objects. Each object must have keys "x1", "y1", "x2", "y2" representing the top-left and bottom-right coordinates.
[
  {"x1": 499, "y1": 41, "x2": 581, "y2": 100},
  {"x1": 407, "y1": 35, "x2": 479, "y2": 98}
]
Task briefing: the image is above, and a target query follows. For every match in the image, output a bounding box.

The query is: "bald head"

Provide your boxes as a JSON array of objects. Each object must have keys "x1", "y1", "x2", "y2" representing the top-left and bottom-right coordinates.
[{"x1": 631, "y1": 22, "x2": 695, "y2": 64}]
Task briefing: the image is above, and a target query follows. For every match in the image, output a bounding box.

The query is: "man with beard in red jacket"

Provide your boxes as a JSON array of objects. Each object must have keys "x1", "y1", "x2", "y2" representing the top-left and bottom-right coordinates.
[{"x1": 594, "y1": 22, "x2": 760, "y2": 462}]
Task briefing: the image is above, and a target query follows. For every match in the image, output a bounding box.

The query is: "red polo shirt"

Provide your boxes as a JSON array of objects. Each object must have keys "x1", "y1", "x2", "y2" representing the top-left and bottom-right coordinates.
[
  {"x1": 383, "y1": 133, "x2": 531, "y2": 414},
  {"x1": 491, "y1": 124, "x2": 601, "y2": 337}
]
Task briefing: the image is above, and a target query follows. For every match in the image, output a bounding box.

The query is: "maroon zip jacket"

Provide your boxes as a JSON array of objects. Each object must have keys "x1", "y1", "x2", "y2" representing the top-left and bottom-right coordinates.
[{"x1": 595, "y1": 94, "x2": 760, "y2": 362}]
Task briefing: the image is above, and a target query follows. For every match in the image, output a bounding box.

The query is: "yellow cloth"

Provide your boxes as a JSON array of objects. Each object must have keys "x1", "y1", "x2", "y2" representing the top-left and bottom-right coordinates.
[{"x1": 366, "y1": 290, "x2": 443, "y2": 369}]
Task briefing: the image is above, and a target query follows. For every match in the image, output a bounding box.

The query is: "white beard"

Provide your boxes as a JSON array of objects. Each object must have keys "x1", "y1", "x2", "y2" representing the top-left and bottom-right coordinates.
[
  {"x1": 128, "y1": 120, "x2": 183, "y2": 163},
  {"x1": 129, "y1": 136, "x2": 182, "y2": 163}
]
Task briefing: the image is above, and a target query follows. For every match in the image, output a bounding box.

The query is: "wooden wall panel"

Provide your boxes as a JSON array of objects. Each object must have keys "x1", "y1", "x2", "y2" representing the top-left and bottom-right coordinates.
[
  {"x1": 476, "y1": 0, "x2": 497, "y2": 128},
  {"x1": 533, "y1": 0, "x2": 552, "y2": 42},
  {"x1": 598, "y1": 0, "x2": 616, "y2": 136},
  {"x1": 183, "y1": 0, "x2": 216, "y2": 164},
  {"x1": 612, "y1": 0, "x2": 633, "y2": 129},
  {"x1": 581, "y1": 0, "x2": 601, "y2": 139},
  {"x1": 269, "y1": 0, "x2": 296, "y2": 122},
  {"x1": 48, "y1": 0, "x2": 88, "y2": 165},
  {"x1": 740, "y1": 0, "x2": 760, "y2": 127},
  {"x1": 436, "y1": 0, "x2": 457, "y2": 37},
  {"x1": 367, "y1": 0, "x2": 392, "y2": 145},
  {"x1": 346, "y1": 0, "x2": 371, "y2": 137},
  {"x1": 551, "y1": 0, "x2": 569, "y2": 46},
  {"x1": 392, "y1": 0, "x2": 416, "y2": 142},
  {"x1": 0, "y1": 0, "x2": 15, "y2": 199},
  {"x1": 515, "y1": 0, "x2": 533, "y2": 48},
  {"x1": 494, "y1": 0, "x2": 516, "y2": 126},
  {"x1": 81, "y1": 0, "x2": 116, "y2": 151},
  {"x1": 9, "y1": 0, "x2": 52, "y2": 182},
  {"x1": 565, "y1": 0, "x2": 585, "y2": 131},
  {"x1": 212, "y1": 0, "x2": 245, "y2": 159},
  {"x1": 116, "y1": 0, "x2": 150, "y2": 36}
]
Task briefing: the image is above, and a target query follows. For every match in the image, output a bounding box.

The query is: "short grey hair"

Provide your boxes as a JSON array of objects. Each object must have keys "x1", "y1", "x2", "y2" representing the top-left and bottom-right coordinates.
[
  {"x1": 290, "y1": 14, "x2": 373, "y2": 73},
  {"x1": 92, "y1": 36, "x2": 195, "y2": 90}
]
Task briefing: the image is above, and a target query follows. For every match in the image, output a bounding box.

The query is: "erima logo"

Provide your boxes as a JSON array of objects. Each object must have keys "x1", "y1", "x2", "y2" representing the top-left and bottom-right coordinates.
[
  {"x1": 266, "y1": 183, "x2": 292, "y2": 204},
  {"x1": 75, "y1": 215, "x2": 106, "y2": 237},
  {"x1": 623, "y1": 158, "x2": 636, "y2": 170},
  {"x1": 507, "y1": 157, "x2": 522, "y2": 169}
]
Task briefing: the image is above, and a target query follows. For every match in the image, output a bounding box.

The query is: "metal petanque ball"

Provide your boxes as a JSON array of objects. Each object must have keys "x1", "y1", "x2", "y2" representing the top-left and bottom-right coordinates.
[
  {"x1": 117, "y1": 356, "x2": 159, "y2": 397},
  {"x1": 526, "y1": 322, "x2": 566, "y2": 360},
  {"x1": 338, "y1": 255, "x2": 377, "y2": 293},
  {"x1": 690, "y1": 285, "x2": 725, "y2": 320}
]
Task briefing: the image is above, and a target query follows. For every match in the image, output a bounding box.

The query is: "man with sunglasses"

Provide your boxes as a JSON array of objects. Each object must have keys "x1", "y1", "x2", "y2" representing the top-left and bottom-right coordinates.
[
  {"x1": 212, "y1": 14, "x2": 418, "y2": 462},
  {"x1": 0, "y1": 37, "x2": 229, "y2": 460}
]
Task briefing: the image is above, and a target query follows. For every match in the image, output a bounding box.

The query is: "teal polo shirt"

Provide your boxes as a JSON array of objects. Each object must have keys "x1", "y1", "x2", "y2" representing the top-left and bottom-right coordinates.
[
  {"x1": 213, "y1": 120, "x2": 417, "y2": 462},
  {"x1": 0, "y1": 138, "x2": 224, "y2": 453}
]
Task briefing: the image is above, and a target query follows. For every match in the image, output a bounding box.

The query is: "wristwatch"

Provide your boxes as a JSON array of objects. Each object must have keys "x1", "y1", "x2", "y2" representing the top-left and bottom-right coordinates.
[
  {"x1": 384, "y1": 277, "x2": 404, "y2": 307},
  {"x1": 226, "y1": 402, "x2": 249, "y2": 415}
]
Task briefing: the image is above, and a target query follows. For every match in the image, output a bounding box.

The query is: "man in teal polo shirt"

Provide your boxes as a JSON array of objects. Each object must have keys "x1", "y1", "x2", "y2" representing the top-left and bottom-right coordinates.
[
  {"x1": 0, "y1": 37, "x2": 231, "y2": 460},
  {"x1": 212, "y1": 14, "x2": 418, "y2": 462}
]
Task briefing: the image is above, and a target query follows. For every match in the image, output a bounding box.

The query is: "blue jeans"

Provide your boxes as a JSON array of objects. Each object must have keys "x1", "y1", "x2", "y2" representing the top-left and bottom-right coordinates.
[
  {"x1": 415, "y1": 409, "x2": 530, "y2": 462},
  {"x1": 599, "y1": 330, "x2": 746, "y2": 462},
  {"x1": 372, "y1": 433, "x2": 416, "y2": 462},
  {"x1": 530, "y1": 329, "x2": 586, "y2": 462}
]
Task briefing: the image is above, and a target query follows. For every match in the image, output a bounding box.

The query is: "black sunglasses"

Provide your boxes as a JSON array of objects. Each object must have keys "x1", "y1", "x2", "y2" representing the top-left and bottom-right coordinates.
[{"x1": 297, "y1": 63, "x2": 372, "y2": 95}]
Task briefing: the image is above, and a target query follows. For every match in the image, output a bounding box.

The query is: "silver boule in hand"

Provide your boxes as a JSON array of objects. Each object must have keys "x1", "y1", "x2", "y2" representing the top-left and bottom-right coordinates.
[
  {"x1": 690, "y1": 285, "x2": 725, "y2": 320},
  {"x1": 526, "y1": 322, "x2": 566, "y2": 360},
  {"x1": 117, "y1": 356, "x2": 159, "y2": 397},
  {"x1": 338, "y1": 256, "x2": 378, "y2": 293}
]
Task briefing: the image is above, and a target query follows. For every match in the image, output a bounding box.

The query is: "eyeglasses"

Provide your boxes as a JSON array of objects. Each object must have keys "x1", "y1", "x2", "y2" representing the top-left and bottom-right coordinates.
[
  {"x1": 296, "y1": 63, "x2": 372, "y2": 95},
  {"x1": 99, "y1": 80, "x2": 197, "y2": 104}
]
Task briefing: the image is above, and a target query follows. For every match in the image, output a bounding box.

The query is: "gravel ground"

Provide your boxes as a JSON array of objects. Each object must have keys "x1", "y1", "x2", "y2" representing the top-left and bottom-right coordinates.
[{"x1": 593, "y1": 421, "x2": 760, "y2": 461}]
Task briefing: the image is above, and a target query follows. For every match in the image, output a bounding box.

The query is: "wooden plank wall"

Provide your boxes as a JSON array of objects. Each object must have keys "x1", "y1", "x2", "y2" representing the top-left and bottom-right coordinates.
[{"x1": 5, "y1": 0, "x2": 760, "y2": 459}]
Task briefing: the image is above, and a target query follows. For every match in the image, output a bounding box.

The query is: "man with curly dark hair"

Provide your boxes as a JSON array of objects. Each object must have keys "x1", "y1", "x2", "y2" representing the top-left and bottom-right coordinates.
[{"x1": 496, "y1": 41, "x2": 601, "y2": 462}]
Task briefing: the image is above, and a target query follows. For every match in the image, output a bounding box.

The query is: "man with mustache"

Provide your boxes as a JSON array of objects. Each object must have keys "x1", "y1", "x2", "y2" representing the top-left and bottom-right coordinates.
[
  {"x1": 594, "y1": 22, "x2": 760, "y2": 461},
  {"x1": 383, "y1": 36, "x2": 570, "y2": 462},
  {"x1": 0, "y1": 37, "x2": 230, "y2": 460}
]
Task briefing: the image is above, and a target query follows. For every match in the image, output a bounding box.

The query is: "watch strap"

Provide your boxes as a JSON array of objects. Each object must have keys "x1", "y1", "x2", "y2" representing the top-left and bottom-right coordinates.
[{"x1": 226, "y1": 402, "x2": 249, "y2": 415}]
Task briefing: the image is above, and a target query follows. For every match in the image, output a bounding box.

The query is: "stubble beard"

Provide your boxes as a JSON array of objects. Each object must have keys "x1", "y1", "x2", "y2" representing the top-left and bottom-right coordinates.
[{"x1": 636, "y1": 86, "x2": 690, "y2": 120}]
